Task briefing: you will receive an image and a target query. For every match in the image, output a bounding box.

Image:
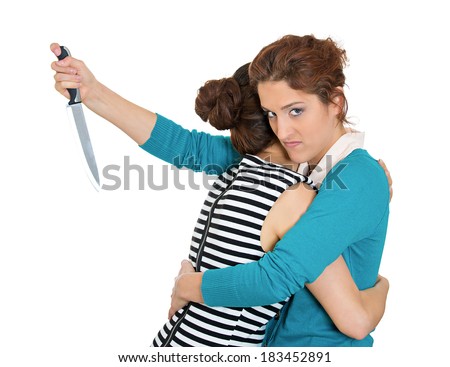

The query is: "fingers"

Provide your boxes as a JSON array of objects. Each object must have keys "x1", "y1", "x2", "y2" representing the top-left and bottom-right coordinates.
[
  {"x1": 51, "y1": 60, "x2": 79, "y2": 75},
  {"x1": 53, "y1": 66, "x2": 81, "y2": 98},
  {"x1": 54, "y1": 84, "x2": 70, "y2": 100},
  {"x1": 53, "y1": 66, "x2": 81, "y2": 85},
  {"x1": 50, "y1": 42, "x2": 80, "y2": 68},
  {"x1": 168, "y1": 273, "x2": 189, "y2": 319},
  {"x1": 375, "y1": 274, "x2": 389, "y2": 288},
  {"x1": 53, "y1": 56, "x2": 86, "y2": 72},
  {"x1": 168, "y1": 307, "x2": 176, "y2": 319},
  {"x1": 168, "y1": 287, "x2": 180, "y2": 319},
  {"x1": 51, "y1": 59, "x2": 83, "y2": 92},
  {"x1": 50, "y1": 43, "x2": 87, "y2": 99},
  {"x1": 178, "y1": 259, "x2": 195, "y2": 276},
  {"x1": 50, "y1": 43, "x2": 86, "y2": 74},
  {"x1": 378, "y1": 159, "x2": 392, "y2": 185},
  {"x1": 50, "y1": 43, "x2": 77, "y2": 97},
  {"x1": 378, "y1": 159, "x2": 393, "y2": 201}
]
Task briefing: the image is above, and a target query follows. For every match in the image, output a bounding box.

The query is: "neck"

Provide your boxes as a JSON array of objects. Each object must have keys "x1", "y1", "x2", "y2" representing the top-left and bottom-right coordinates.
[{"x1": 256, "y1": 141, "x2": 298, "y2": 171}]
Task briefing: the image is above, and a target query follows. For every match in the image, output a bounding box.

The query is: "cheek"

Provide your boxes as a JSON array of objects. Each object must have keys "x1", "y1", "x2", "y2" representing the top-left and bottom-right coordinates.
[
  {"x1": 301, "y1": 117, "x2": 329, "y2": 143},
  {"x1": 311, "y1": 111, "x2": 333, "y2": 133},
  {"x1": 269, "y1": 120, "x2": 278, "y2": 134}
]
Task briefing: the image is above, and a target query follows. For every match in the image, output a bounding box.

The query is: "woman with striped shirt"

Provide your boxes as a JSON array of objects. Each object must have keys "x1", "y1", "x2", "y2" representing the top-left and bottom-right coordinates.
[{"x1": 151, "y1": 65, "x2": 314, "y2": 344}]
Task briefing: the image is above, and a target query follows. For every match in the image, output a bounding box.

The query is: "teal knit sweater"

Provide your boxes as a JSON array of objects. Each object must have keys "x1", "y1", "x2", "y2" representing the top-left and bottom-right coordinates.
[{"x1": 141, "y1": 114, "x2": 390, "y2": 346}]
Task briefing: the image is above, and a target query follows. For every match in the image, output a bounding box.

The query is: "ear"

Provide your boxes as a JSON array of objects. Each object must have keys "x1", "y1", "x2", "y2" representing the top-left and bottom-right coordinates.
[{"x1": 330, "y1": 87, "x2": 345, "y2": 118}]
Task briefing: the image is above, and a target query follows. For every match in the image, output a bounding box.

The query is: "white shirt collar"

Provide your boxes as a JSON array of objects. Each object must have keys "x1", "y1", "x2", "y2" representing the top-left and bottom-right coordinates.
[{"x1": 298, "y1": 130, "x2": 365, "y2": 187}]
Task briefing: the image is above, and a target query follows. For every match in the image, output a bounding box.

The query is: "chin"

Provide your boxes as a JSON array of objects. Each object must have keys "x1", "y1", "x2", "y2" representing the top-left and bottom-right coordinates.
[{"x1": 287, "y1": 151, "x2": 309, "y2": 165}]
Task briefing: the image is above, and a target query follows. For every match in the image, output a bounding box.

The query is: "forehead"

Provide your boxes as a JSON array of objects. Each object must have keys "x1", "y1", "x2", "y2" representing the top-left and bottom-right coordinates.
[{"x1": 257, "y1": 80, "x2": 316, "y2": 109}]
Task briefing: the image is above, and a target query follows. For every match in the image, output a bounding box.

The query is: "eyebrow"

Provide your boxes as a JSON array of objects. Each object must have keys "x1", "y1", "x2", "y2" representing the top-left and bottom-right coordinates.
[{"x1": 261, "y1": 101, "x2": 305, "y2": 111}]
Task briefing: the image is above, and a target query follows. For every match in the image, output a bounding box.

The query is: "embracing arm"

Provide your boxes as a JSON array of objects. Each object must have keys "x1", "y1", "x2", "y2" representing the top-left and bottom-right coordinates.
[
  {"x1": 50, "y1": 43, "x2": 240, "y2": 173},
  {"x1": 171, "y1": 177, "x2": 389, "y2": 339},
  {"x1": 261, "y1": 180, "x2": 389, "y2": 339},
  {"x1": 307, "y1": 258, "x2": 389, "y2": 340},
  {"x1": 170, "y1": 263, "x2": 389, "y2": 340},
  {"x1": 171, "y1": 263, "x2": 389, "y2": 339},
  {"x1": 200, "y1": 153, "x2": 390, "y2": 307}
]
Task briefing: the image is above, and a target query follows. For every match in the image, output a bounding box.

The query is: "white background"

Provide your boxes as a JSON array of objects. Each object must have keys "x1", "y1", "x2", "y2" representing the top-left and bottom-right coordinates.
[{"x1": 1, "y1": 0, "x2": 448, "y2": 366}]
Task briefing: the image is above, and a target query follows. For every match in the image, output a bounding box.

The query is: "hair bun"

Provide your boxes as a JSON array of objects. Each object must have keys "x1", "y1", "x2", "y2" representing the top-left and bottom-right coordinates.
[{"x1": 195, "y1": 78, "x2": 242, "y2": 130}]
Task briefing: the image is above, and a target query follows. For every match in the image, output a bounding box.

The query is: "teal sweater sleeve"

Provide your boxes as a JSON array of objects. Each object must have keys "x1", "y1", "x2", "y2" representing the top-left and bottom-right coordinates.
[
  {"x1": 139, "y1": 114, "x2": 241, "y2": 174},
  {"x1": 202, "y1": 149, "x2": 390, "y2": 307}
]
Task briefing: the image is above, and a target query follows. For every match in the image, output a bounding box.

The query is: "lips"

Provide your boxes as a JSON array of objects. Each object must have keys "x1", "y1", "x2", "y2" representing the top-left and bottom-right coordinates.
[{"x1": 283, "y1": 141, "x2": 302, "y2": 148}]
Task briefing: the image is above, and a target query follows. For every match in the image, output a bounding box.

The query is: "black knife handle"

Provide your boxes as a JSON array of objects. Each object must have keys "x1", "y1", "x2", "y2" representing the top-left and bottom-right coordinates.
[{"x1": 57, "y1": 46, "x2": 81, "y2": 105}]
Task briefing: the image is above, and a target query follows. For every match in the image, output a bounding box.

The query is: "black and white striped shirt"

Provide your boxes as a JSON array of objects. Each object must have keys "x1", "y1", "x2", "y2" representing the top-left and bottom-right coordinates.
[{"x1": 152, "y1": 155, "x2": 315, "y2": 347}]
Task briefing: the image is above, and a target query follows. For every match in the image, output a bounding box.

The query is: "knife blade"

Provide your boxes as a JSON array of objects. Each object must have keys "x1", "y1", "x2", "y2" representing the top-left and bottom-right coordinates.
[{"x1": 57, "y1": 46, "x2": 100, "y2": 190}]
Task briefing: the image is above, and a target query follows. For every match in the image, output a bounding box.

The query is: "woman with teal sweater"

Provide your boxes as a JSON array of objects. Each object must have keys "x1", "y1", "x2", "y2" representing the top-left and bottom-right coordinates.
[
  {"x1": 50, "y1": 34, "x2": 390, "y2": 346},
  {"x1": 166, "y1": 35, "x2": 390, "y2": 347}
]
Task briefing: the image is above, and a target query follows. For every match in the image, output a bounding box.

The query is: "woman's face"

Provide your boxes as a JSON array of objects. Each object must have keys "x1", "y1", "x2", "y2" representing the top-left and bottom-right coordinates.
[{"x1": 258, "y1": 80, "x2": 344, "y2": 165}]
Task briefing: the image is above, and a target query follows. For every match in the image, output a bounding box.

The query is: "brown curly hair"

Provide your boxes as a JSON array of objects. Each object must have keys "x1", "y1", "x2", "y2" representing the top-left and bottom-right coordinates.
[{"x1": 249, "y1": 34, "x2": 349, "y2": 124}]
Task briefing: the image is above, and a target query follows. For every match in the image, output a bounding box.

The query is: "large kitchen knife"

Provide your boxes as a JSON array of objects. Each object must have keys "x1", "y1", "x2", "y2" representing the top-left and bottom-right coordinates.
[{"x1": 57, "y1": 46, "x2": 100, "y2": 190}]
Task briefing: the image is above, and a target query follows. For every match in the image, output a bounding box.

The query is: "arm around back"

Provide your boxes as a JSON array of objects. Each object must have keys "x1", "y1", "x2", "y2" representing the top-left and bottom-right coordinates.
[
  {"x1": 202, "y1": 150, "x2": 390, "y2": 307},
  {"x1": 261, "y1": 175, "x2": 389, "y2": 340},
  {"x1": 306, "y1": 259, "x2": 389, "y2": 340}
]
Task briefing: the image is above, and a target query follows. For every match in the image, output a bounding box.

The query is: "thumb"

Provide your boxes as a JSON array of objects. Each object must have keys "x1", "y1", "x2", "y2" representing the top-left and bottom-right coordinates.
[{"x1": 50, "y1": 42, "x2": 62, "y2": 57}]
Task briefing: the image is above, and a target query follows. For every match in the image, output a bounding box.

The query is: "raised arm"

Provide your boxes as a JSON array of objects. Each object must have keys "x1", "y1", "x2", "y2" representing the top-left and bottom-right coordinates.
[
  {"x1": 51, "y1": 43, "x2": 155, "y2": 145},
  {"x1": 50, "y1": 43, "x2": 240, "y2": 173}
]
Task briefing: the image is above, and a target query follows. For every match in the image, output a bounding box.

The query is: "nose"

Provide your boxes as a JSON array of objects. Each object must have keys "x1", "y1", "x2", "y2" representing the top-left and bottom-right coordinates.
[{"x1": 273, "y1": 116, "x2": 294, "y2": 141}]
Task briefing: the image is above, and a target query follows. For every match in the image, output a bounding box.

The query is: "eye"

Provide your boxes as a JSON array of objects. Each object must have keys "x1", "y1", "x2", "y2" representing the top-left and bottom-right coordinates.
[
  {"x1": 266, "y1": 111, "x2": 276, "y2": 119},
  {"x1": 290, "y1": 108, "x2": 304, "y2": 116}
]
